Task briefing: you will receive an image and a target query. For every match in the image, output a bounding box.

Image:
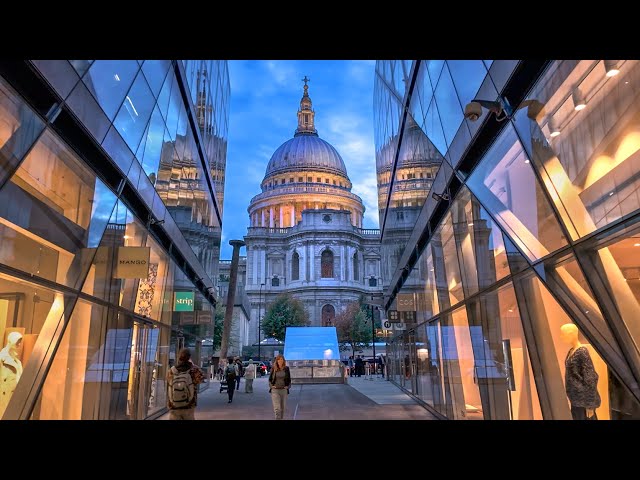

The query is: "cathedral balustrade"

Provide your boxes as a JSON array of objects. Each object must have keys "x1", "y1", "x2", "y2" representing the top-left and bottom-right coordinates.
[
  {"x1": 249, "y1": 185, "x2": 363, "y2": 205},
  {"x1": 247, "y1": 227, "x2": 292, "y2": 235}
]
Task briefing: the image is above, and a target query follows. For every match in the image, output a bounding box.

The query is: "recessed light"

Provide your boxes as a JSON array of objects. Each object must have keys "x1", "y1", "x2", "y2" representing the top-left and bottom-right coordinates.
[
  {"x1": 468, "y1": 223, "x2": 474, "y2": 227},
  {"x1": 114, "y1": 74, "x2": 121, "y2": 81},
  {"x1": 609, "y1": 192, "x2": 614, "y2": 196},
  {"x1": 123, "y1": 235, "x2": 130, "y2": 239},
  {"x1": 604, "y1": 60, "x2": 620, "y2": 77},
  {"x1": 572, "y1": 88, "x2": 587, "y2": 111},
  {"x1": 634, "y1": 243, "x2": 640, "y2": 247},
  {"x1": 508, "y1": 309, "x2": 513, "y2": 313},
  {"x1": 524, "y1": 159, "x2": 530, "y2": 164}
]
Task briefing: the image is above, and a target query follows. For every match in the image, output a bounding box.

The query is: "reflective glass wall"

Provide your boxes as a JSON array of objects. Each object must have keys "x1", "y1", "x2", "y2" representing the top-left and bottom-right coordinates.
[
  {"x1": 0, "y1": 60, "x2": 228, "y2": 419},
  {"x1": 376, "y1": 60, "x2": 640, "y2": 420}
]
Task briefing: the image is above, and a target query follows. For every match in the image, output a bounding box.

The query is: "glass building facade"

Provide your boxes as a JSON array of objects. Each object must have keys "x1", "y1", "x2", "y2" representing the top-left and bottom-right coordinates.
[
  {"x1": 0, "y1": 60, "x2": 229, "y2": 419},
  {"x1": 375, "y1": 60, "x2": 640, "y2": 419}
]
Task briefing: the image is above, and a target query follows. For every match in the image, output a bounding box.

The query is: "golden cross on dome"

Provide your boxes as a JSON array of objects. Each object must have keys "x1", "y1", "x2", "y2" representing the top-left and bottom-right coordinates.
[{"x1": 302, "y1": 75, "x2": 310, "y2": 86}]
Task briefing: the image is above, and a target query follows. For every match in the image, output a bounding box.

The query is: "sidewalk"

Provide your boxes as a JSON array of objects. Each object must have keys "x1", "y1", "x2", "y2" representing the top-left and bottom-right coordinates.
[{"x1": 158, "y1": 373, "x2": 438, "y2": 420}]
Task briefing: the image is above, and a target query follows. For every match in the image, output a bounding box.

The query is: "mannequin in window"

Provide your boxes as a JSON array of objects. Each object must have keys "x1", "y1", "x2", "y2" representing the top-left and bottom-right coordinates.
[
  {"x1": 560, "y1": 323, "x2": 601, "y2": 420},
  {"x1": 0, "y1": 332, "x2": 24, "y2": 418}
]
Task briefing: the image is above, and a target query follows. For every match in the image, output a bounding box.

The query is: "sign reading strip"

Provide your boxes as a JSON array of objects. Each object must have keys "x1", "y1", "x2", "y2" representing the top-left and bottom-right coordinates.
[{"x1": 174, "y1": 291, "x2": 195, "y2": 312}]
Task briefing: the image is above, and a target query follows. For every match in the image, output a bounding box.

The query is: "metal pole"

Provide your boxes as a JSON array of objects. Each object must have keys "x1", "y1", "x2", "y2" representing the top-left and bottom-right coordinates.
[
  {"x1": 219, "y1": 240, "x2": 245, "y2": 361},
  {"x1": 259, "y1": 283, "x2": 265, "y2": 362},
  {"x1": 371, "y1": 302, "x2": 376, "y2": 374}
]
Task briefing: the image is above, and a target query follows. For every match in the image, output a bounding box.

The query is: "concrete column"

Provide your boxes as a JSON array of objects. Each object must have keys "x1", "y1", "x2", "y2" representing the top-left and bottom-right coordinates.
[
  {"x1": 309, "y1": 243, "x2": 314, "y2": 281},
  {"x1": 291, "y1": 204, "x2": 296, "y2": 226},
  {"x1": 261, "y1": 248, "x2": 266, "y2": 285},
  {"x1": 270, "y1": 207, "x2": 274, "y2": 228},
  {"x1": 261, "y1": 209, "x2": 265, "y2": 227},
  {"x1": 341, "y1": 245, "x2": 345, "y2": 281},
  {"x1": 279, "y1": 206, "x2": 284, "y2": 227},
  {"x1": 300, "y1": 244, "x2": 306, "y2": 282},
  {"x1": 347, "y1": 246, "x2": 352, "y2": 282},
  {"x1": 219, "y1": 239, "x2": 245, "y2": 362}
]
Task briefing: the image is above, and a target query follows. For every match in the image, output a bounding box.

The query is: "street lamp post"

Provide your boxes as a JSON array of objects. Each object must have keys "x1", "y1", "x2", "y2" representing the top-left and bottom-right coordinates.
[
  {"x1": 371, "y1": 301, "x2": 376, "y2": 375},
  {"x1": 258, "y1": 283, "x2": 265, "y2": 361}
]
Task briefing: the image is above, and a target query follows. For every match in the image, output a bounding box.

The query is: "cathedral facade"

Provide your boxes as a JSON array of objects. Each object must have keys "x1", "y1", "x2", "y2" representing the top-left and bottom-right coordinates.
[{"x1": 243, "y1": 79, "x2": 382, "y2": 347}]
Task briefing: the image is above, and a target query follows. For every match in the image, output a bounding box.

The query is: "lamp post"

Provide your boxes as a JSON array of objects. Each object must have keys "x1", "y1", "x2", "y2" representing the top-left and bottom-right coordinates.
[{"x1": 258, "y1": 282, "x2": 265, "y2": 361}]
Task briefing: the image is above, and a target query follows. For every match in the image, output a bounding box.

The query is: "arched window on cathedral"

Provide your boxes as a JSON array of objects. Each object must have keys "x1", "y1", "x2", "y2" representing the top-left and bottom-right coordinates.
[
  {"x1": 322, "y1": 304, "x2": 335, "y2": 326},
  {"x1": 321, "y1": 250, "x2": 333, "y2": 278},
  {"x1": 292, "y1": 251, "x2": 299, "y2": 281},
  {"x1": 353, "y1": 252, "x2": 359, "y2": 282}
]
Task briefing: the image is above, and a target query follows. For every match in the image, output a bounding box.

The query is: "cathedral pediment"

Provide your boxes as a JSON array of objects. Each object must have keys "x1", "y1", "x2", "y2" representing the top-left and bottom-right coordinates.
[{"x1": 267, "y1": 249, "x2": 286, "y2": 257}]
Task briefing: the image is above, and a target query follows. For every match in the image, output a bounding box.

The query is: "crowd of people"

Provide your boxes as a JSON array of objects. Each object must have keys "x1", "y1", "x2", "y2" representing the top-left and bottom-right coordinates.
[{"x1": 166, "y1": 351, "x2": 290, "y2": 420}]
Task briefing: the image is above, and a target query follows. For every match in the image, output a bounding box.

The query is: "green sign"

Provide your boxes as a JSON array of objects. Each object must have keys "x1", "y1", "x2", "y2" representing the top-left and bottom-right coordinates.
[{"x1": 174, "y1": 291, "x2": 195, "y2": 312}]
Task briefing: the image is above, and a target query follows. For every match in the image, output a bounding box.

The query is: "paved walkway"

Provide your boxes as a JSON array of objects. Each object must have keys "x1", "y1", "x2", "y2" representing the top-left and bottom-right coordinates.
[{"x1": 159, "y1": 374, "x2": 438, "y2": 420}]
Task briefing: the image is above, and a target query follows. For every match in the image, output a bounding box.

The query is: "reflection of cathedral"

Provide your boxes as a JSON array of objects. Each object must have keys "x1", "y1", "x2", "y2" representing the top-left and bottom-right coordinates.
[
  {"x1": 243, "y1": 79, "x2": 382, "y2": 343},
  {"x1": 376, "y1": 113, "x2": 443, "y2": 295}
]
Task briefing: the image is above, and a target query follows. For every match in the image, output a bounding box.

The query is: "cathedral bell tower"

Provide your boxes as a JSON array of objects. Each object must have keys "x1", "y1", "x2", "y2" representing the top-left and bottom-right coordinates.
[{"x1": 295, "y1": 76, "x2": 318, "y2": 137}]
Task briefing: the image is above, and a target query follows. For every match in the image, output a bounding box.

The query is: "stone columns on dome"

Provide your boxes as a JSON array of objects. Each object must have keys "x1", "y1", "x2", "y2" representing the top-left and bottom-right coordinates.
[
  {"x1": 291, "y1": 204, "x2": 296, "y2": 226},
  {"x1": 270, "y1": 207, "x2": 274, "y2": 228},
  {"x1": 279, "y1": 207, "x2": 284, "y2": 227}
]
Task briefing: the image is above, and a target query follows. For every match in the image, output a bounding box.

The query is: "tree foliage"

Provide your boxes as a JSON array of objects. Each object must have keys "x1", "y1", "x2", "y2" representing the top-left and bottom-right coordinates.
[
  {"x1": 202, "y1": 302, "x2": 225, "y2": 350},
  {"x1": 262, "y1": 293, "x2": 310, "y2": 341},
  {"x1": 335, "y1": 300, "x2": 373, "y2": 355}
]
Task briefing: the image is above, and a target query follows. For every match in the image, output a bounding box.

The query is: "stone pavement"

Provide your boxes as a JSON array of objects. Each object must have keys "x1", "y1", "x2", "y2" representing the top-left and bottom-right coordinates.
[{"x1": 158, "y1": 373, "x2": 438, "y2": 420}]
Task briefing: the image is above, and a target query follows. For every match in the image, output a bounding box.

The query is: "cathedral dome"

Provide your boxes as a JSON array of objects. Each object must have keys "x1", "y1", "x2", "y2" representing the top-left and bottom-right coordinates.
[{"x1": 265, "y1": 135, "x2": 349, "y2": 178}]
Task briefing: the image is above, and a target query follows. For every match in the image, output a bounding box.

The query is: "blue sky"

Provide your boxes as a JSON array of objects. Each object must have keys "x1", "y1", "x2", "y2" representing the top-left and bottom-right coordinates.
[{"x1": 219, "y1": 60, "x2": 378, "y2": 259}]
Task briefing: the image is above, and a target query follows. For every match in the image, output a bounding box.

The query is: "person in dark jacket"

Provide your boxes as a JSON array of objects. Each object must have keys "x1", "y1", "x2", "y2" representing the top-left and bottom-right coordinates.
[
  {"x1": 268, "y1": 354, "x2": 291, "y2": 420},
  {"x1": 166, "y1": 348, "x2": 205, "y2": 420}
]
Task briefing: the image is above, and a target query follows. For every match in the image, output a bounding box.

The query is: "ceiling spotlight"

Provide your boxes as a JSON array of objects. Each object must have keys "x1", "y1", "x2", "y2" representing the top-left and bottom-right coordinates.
[
  {"x1": 548, "y1": 117, "x2": 561, "y2": 137},
  {"x1": 604, "y1": 60, "x2": 620, "y2": 77},
  {"x1": 572, "y1": 88, "x2": 587, "y2": 111}
]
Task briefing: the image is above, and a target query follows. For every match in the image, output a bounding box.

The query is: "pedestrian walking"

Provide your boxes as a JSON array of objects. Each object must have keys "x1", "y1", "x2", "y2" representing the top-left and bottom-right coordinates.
[
  {"x1": 224, "y1": 357, "x2": 238, "y2": 403},
  {"x1": 244, "y1": 359, "x2": 257, "y2": 393},
  {"x1": 234, "y1": 357, "x2": 244, "y2": 391},
  {"x1": 166, "y1": 348, "x2": 205, "y2": 420},
  {"x1": 268, "y1": 354, "x2": 291, "y2": 420}
]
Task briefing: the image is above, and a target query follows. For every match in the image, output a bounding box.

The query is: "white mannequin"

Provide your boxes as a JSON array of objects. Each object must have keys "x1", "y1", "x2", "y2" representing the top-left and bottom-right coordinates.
[
  {"x1": 0, "y1": 332, "x2": 24, "y2": 417},
  {"x1": 560, "y1": 323, "x2": 595, "y2": 418}
]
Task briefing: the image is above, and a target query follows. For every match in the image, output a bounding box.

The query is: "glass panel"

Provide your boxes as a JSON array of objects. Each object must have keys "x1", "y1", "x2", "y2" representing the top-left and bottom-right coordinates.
[
  {"x1": 141, "y1": 60, "x2": 171, "y2": 97},
  {"x1": 65, "y1": 81, "x2": 111, "y2": 143},
  {"x1": 447, "y1": 60, "x2": 487, "y2": 111},
  {"x1": 426, "y1": 320, "x2": 446, "y2": 414},
  {"x1": 514, "y1": 272, "x2": 613, "y2": 419},
  {"x1": 114, "y1": 72, "x2": 155, "y2": 152},
  {"x1": 466, "y1": 283, "x2": 542, "y2": 419},
  {"x1": 450, "y1": 187, "x2": 513, "y2": 294},
  {"x1": 432, "y1": 211, "x2": 465, "y2": 308},
  {"x1": 426, "y1": 60, "x2": 444, "y2": 87},
  {"x1": 32, "y1": 307, "x2": 146, "y2": 419},
  {"x1": 83, "y1": 60, "x2": 139, "y2": 120},
  {"x1": 32, "y1": 60, "x2": 79, "y2": 100},
  {"x1": 516, "y1": 60, "x2": 640, "y2": 239},
  {"x1": 69, "y1": 60, "x2": 93, "y2": 78},
  {"x1": 0, "y1": 273, "x2": 67, "y2": 419},
  {"x1": 433, "y1": 64, "x2": 464, "y2": 147},
  {"x1": 467, "y1": 125, "x2": 568, "y2": 261},
  {"x1": 415, "y1": 247, "x2": 439, "y2": 321},
  {"x1": 101, "y1": 126, "x2": 134, "y2": 175},
  {"x1": 589, "y1": 230, "x2": 640, "y2": 354},
  {"x1": 0, "y1": 78, "x2": 46, "y2": 186},
  {"x1": 424, "y1": 96, "x2": 447, "y2": 157},
  {"x1": 0, "y1": 128, "x2": 118, "y2": 290},
  {"x1": 440, "y1": 306, "x2": 482, "y2": 419}
]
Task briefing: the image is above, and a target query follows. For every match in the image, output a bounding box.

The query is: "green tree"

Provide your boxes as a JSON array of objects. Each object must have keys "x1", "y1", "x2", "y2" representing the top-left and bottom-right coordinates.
[
  {"x1": 335, "y1": 301, "x2": 373, "y2": 357},
  {"x1": 262, "y1": 293, "x2": 310, "y2": 341},
  {"x1": 203, "y1": 303, "x2": 225, "y2": 350}
]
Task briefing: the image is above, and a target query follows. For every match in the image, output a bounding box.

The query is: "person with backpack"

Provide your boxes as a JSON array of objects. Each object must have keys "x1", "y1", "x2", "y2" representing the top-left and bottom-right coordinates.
[
  {"x1": 224, "y1": 357, "x2": 238, "y2": 403},
  {"x1": 166, "y1": 348, "x2": 205, "y2": 420}
]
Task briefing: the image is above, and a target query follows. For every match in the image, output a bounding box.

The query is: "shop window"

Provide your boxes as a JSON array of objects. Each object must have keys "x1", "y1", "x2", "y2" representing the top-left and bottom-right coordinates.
[
  {"x1": 515, "y1": 60, "x2": 640, "y2": 239},
  {"x1": 466, "y1": 283, "x2": 542, "y2": 419},
  {"x1": 513, "y1": 272, "x2": 615, "y2": 419},
  {"x1": 0, "y1": 274, "x2": 67, "y2": 419},
  {"x1": 467, "y1": 125, "x2": 568, "y2": 262}
]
